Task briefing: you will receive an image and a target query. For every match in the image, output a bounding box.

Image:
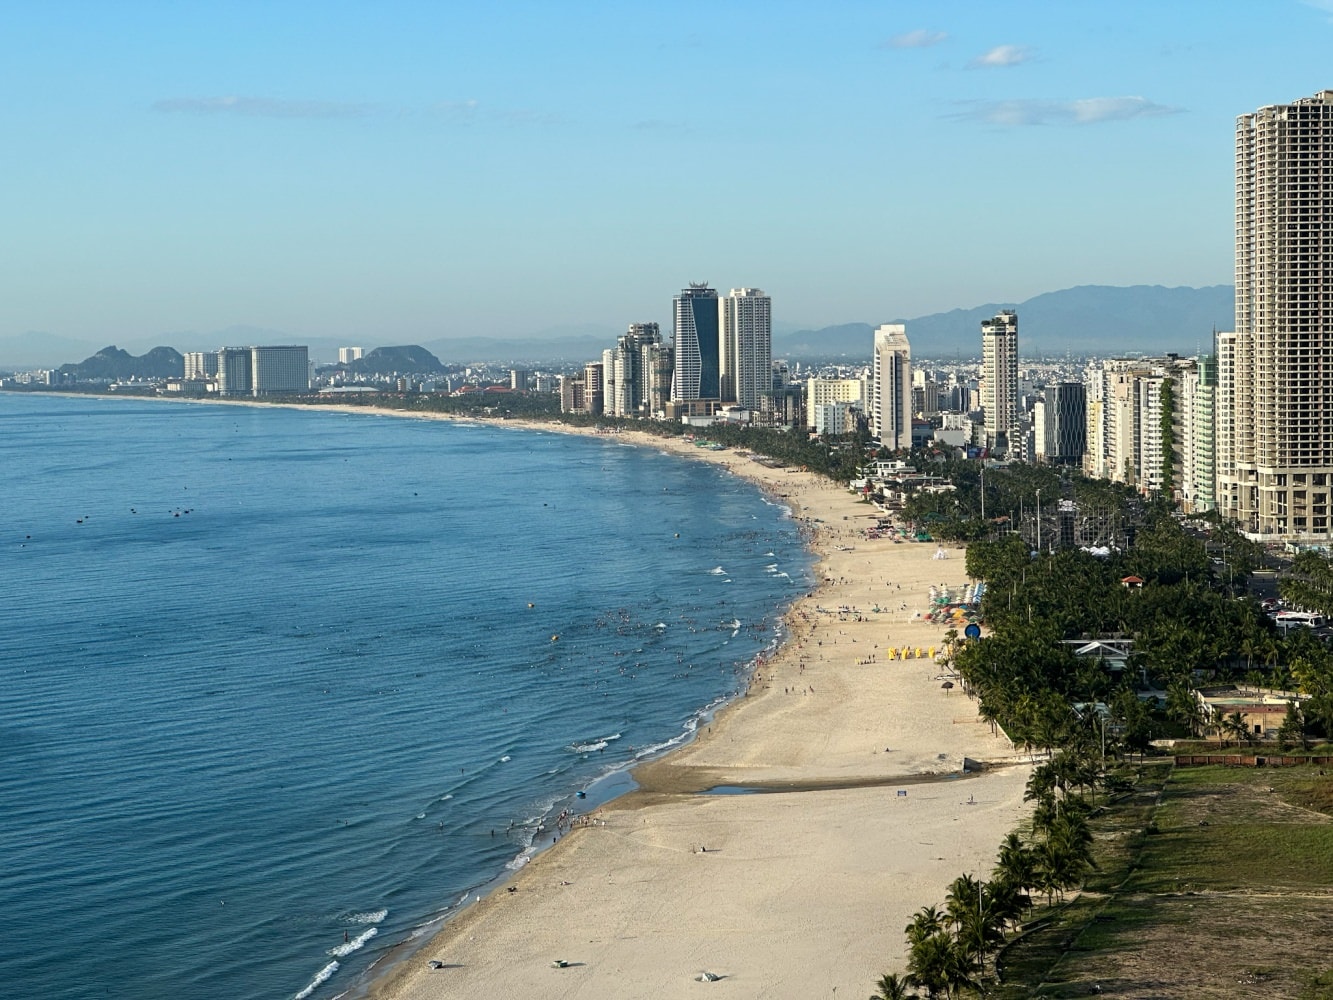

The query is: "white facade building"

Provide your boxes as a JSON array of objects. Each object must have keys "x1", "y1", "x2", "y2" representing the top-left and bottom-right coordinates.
[
  {"x1": 250, "y1": 346, "x2": 311, "y2": 396},
  {"x1": 720, "y1": 288, "x2": 772, "y2": 409},
  {"x1": 806, "y1": 376, "x2": 866, "y2": 431},
  {"x1": 184, "y1": 351, "x2": 219, "y2": 380},
  {"x1": 871, "y1": 324, "x2": 912, "y2": 450},
  {"x1": 981, "y1": 311, "x2": 1018, "y2": 455}
]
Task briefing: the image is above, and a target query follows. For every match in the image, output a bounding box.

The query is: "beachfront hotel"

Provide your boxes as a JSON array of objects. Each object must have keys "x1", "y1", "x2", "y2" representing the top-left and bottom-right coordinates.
[
  {"x1": 216, "y1": 345, "x2": 311, "y2": 397},
  {"x1": 1217, "y1": 90, "x2": 1333, "y2": 539},
  {"x1": 980, "y1": 310, "x2": 1018, "y2": 456},
  {"x1": 603, "y1": 323, "x2": 665, "y2": 418},
  {"x1": 720, "y1": 288, "x2": 773, "y2": 410},
  {"x1": 871, "y1": 323, "x2": 912, "y2": 450}
]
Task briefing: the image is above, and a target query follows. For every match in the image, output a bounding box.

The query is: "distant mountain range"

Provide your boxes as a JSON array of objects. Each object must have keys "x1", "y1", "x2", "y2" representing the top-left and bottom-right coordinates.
[
  {"x1": 59, "y1": 345, "x2": 184, "y2": 380},
  {"x1": 775, "y1": 284, "x2": 1235, "y2": 360},
  {"x1": 1, "y1": 284, "x2": 1235, "y2": 370}
]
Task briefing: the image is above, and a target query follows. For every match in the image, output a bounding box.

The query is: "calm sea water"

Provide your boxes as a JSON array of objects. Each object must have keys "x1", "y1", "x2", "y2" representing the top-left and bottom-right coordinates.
[{"x1": 0, "y1": 393, "x2": 811, "y2": 1000}]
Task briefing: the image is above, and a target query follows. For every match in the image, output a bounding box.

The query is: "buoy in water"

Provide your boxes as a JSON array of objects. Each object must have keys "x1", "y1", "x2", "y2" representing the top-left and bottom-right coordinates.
[
  {"x1": 528, "y1": 603, "x2": 535, "y2": 608},
  {"x1": 551, "y1": 634, "x2": 559, "y2": 641}
]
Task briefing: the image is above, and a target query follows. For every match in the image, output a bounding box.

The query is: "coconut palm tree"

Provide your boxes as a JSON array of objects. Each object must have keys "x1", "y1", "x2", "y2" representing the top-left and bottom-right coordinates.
[
  {"x1": 870, "y1": 971, "x2": 915, "y2": 1000},
  {"x1": 992, "y1": 832, "x2": 1038, "y2": 911},
  {"x1": 904, "y1": 905, "x2": 945, "y2": 948}
]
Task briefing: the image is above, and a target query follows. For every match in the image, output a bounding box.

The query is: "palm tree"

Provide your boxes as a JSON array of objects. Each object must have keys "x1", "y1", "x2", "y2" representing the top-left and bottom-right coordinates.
[
  {"x1": 905, "y1": 931, "x2": 954, "y2": 999},
  {"x1": 870, "y1": 972, "x2": 915, "y2": 1000},
  {"x1": 1239, "y1": 635, "x2": 1260, "y2": 673},
  {"x1": 992, "y1": 832, "x2": 1038, "y2": 910},
  {"x1": 904, "y1": 905, "x2": 945, "y2": 948},
  {"x1": 906, "y1": 932, "x2": 976, "y2": 1000},
  {"x1": 1166, "y1": 677, "x2": 1203, "y2": 737},
  {"x1": 1225, "y1": 710, "x2": 1252, "y2": 747}
]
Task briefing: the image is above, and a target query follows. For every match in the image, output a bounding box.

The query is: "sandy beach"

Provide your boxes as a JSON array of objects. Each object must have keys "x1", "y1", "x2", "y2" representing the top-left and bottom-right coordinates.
[
  {"x1": 282, "y1": 412, "x2": 1030, "y2": 1000},
  {"x1": 118, "y1": 396, "x2": 1032, "y2": 995}
]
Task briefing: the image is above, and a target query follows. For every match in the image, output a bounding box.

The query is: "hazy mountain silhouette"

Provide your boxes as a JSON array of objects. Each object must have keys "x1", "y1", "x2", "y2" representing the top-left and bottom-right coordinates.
[
  {"x1": 59, "y1": 345, "x2": 184, "y2": 380},
  {"x1": 342, "y1": 345, "x2": 447, "y2": 374},
  {"x1": 776, "y1": 285, "x2": 1234, "y2": 360},
  {"x1": 2, "y1": 285, "x2": 1236, "y2": 370}
]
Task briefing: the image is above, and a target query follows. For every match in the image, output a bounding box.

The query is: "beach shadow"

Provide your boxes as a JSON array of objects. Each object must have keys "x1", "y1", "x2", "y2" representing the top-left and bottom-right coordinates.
[
  {"x1": 428, "y1": 962, "x2": 464, "y2": 970},
  {"x1": 552, "y1": 961, "x2": 587, "y2": 968}
]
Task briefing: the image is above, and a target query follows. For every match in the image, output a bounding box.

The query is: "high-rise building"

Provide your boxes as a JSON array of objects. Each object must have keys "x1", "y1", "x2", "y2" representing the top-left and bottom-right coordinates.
[
  {"x1": 583, "y1": 361, "x2": 604, "y2": 416},
  {"x1": 644, "y1": 342, "x2": 673, "y2": 419},
  {"x1": 184, "y1": 351, "x2": 219, "y2": 381},
  {"x1": 871, "y1": 324, "x2": 912, "y2": 449},
  {"x1": 217, "y1": 347, "x2": 253, "y2": 397},
  {"x1": 250, "y1": 346, "x2": 311, "y2": 396},
  {"x1": 1178, "y1": 358, "x2": 1218, "y2": 514},
  {"x1": 911, "y1": 369, "x2": 940, "y2": 419},
  {"x1": 1038, "y1": 382, "x2": 1086, "y2": 465},
  {"x1": 604, "y1": 323, "x2": 662, "y2": 417},
  {"x1": 220, "y1": 346, "x2": 310, "y2": 397},
  {"x1": 1220, "y1": 90, "x2": 1333, "y2": 537},
  {"x1": 720, "y1": 288, "x2": 772, "y2": 408},
  {"x1": 670, "y1": 283, "x2": 720, "y2": 402},
  {"x1": 559, "y1": 374, "x2": 586, "y2": 413},
  {"x1": 981, "y1": 310, "x2": 1018, "y2": 455},
  {"x1": 338, "y1": 347, "x2": 364, "y2": 364}
]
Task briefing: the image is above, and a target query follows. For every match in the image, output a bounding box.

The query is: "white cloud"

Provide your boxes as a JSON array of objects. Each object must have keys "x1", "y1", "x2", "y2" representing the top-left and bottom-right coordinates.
[
  {"x1": 882, "y1": 29, "x2": 947, "y2": 49},
  {"x1": 951, "y1": 96, "x2": 1183, "y2": 127},
  {"x1": 152, "y1": 96, "x2": 376, "y2": 119},
  {"x1": 969, "y1": 44, "x2": 1035, "y2": 68}
]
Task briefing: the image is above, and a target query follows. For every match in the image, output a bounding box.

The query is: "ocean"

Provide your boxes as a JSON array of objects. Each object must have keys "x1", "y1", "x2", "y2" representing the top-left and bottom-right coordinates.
[{"x1": 0, "y1": 393, "x2": 812, "y2": 1000}]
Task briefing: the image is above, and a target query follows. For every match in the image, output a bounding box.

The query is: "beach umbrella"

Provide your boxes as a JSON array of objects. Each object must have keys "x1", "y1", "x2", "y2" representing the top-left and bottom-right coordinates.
[{"x1": 941, "y1": 681, "x2": 954, "y2": 695}]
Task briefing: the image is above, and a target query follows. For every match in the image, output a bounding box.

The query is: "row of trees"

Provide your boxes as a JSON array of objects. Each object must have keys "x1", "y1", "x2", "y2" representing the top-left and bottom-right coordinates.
[
  {"x1": 875, "y1": 464, "x2": 1314, "y2": 996},
  {"x1": 878, "y1": 756, "x2": 1100, "y2": 999}
]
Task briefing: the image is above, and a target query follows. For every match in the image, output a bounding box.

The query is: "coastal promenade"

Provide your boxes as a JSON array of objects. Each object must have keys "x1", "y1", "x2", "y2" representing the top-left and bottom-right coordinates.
[{"x1": 363, "y1": 417, "x2": 1033, "y2": 1000}]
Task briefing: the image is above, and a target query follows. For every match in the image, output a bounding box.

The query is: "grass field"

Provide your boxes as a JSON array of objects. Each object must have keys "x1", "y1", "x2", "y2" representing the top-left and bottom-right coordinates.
[{"x1": 992, "y1": 760, "x2": 1333, "y2": 999}]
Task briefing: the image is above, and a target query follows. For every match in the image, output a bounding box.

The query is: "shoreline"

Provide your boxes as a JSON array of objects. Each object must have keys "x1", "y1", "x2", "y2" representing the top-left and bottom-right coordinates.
[
  {"x1": 9, "y1": 393, "x2": 1033, "y2": 995},
  {"x1": 327, "y1": 410, "x2": 1033, "y2": 999}
]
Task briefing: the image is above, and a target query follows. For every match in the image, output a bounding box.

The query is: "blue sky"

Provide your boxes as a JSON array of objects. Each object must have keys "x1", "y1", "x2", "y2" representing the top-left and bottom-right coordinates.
[{"x1": 3, "y1": 0, "x2": 1332, "y2": 347}]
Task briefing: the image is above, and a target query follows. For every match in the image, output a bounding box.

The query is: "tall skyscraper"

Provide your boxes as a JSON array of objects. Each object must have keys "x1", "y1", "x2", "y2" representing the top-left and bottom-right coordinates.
[
  {"x1": 338, "y1": 347, "x2": 364, "y2": 364},
  {"x1": 871, "y1": 324, "x2": 912, "y2": 450},
  {"x1": 720, "y1": 288, "x2": 772, "y2": 408},
  {"x1": 670, "y1": 283, "x2": 720, "y2": 402},
  {"x1": 1220, "y1": 89, "x2": 1333, "y2": 537},
  {"x1": 604, "y1": 323, "x2": 662, "y2": 417},
  {"x1": 981, "y1": 310, "x2": 1018, "y2": 455}
]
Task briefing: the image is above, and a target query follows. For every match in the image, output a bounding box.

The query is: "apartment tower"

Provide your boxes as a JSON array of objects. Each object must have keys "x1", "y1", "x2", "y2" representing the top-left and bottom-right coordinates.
[
  {"x1": 981, "y1": 310, "x2": 1018, "y2": 455},
  {"x1": 720, "y1": 288, "x2": 772, "y2": 409},
  {"x1": 871, "y1": 324, "x2": 912, "y2": 450},
  {"x1": 1221, "y1": 90, "x2": 1333, "y2": 538}
]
